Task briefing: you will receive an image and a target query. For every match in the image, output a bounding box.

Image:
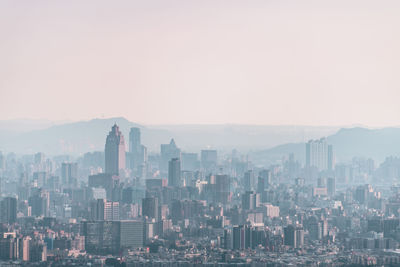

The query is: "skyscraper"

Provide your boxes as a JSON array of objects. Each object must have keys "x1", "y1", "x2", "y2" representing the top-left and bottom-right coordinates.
[
  {"x1": 34, "y1": 152, "x2": 45, "y2": 166},
  {"x1": 160, "y1": 139, "x2": 180, "y2": 172},
  {"x1": 327, "y1": 177, "x2": 336, "y2": 196},
  {"x1": 242, "y1": 191, "x2": 260, "y2": 210},
  {"x1": 142, "y1": 197, "x2": 159, "y2": 221},
  {"x1": 129, "y1": 127, "x2": 141, "y2": 155},
  {"x1": 257, "y1": 169, "x2": 271, "y2": 193},
  {"x1": 306, "y1": 138, "x2": 332, "y2": 171},
  {"x1": 90, "y1": 199, "x2": 119, "y2": 221},
  {"x1": 115, "y1": 220, "x2": 144, "y2": 249},
  {"x1": 168, "y1": 158, "x2": 181, "y2": 187},
  {"x1": 328, "y1": 145, "x2": 335, "y2": 171},
  {"x1": 91, "y1": 199, "x2": 105, "y2": 221},
  {"x1": 81, "y1": 220, "x2": 144, "y2": 254},
  {"x1": 104, "y1": 201, "x2": 120, "y2": 221},
  {"x1": 181, "y1": 153, "x2": 199, "y2": 171},
  {"x1": 232, "y1": 225, "x2": 251, "y2": 250},
  {"x1": 284, "y1": 225, "x2": 304, "y2": 248},
  {"x1": 61, "y1": 162, "x2": 78, "y2": 185},
  {"x1": 129, "y1": 127, "x2": 147, "y2": 170},
  {"x1": 244, "y1": 170, "x2": 256, "y2": 191},
  {"x1": 201, "y1": 150, "x2": 217, "y2": 172},
  {"x1": 105, "y1": 124, "x2": 126, "y2": 176},
  {"x1": 1, "y1": 197, "x2": 17, "y2": 224},
  {"x1": 28, "y1": 191, "x2": 49, "y2": 217},
  {"x1": 215, "y1": 174, "x2": 231, "y2": 204}
]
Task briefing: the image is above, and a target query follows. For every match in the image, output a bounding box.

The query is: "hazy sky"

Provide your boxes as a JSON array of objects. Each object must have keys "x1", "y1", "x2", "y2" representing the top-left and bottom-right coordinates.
[{"x1": 1, "y1": 0, "x2": 400, "y2": 126}]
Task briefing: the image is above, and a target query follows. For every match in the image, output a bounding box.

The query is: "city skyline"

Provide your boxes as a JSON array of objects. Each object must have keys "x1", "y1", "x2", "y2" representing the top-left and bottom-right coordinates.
[{"x1": 2, "y1": 1, "x2": 400, "y2": 265}]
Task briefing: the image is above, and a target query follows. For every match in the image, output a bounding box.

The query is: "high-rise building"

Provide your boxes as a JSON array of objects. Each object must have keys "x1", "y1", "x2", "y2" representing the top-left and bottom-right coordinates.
[
  {"x1": 28, "y1": 190, "x2": 49, "y2": 217},
  {"x1": 114, "y1": 220, "x2": 144, "y2": 249},
  {"x1": 242, "y1": 191, "x2": 260, "y2": 210},
  {"x1": 91, "y1": 199, "x2": 105, "y2": 221},
  {"x1": 328, "y1": 145, "x2": 335, "y2": 171},
  {"x1": 105, "y1": 124, "x2": 126, "y2": 176},
  {"x1": 129, "y1": 127, "x2": 141, "y2": 155},
  {"x1": 1, "y1": 197, "x2": 17, "y2": 224},
  {"x1": 88, "y1": 173, "x2": 117, "y2": 200},
  {"x1": 307, "y1": 217, "x2": 328, "y2": 240},
  {"x1": 307, "y1": 217, "x2": 322, "y2": 240},
  {"x1": 81, "y1": 221, "x2": 114, "y2": 254},
  {"x1": 104, "y1": 201, "x2": 119, "y2": 221},
  {"x1": 129, "y1": 127, "x2": 147, "y2": 170},
  {"x1": 168, "y1": 158, "x2": 181, "y2": 187},
  {"x1": 284, "y1": 225, "x2": 304, "y2": 248},
  {"x1": 61, "y1": 162, "x2": 78, "y2": 185},
  {"x1": 142, "y1": 197, "x2": 159, "y2": 222},
  {"x1": 201, "y1": 150, "x2": 217, "y2": 172},
  {"x1": 181, "y1": 153, "x2": 199, "y2": 171},
  {"x1": 384, "y1": 219, "x2": 400, "y2": 238},
  {"x1": 306, "y1": 138, "x2": 332, "y2": 171},
  {"x1": 232, "y1": 225, "x2": 251, "y2": 250},
  {"x1": 21, "y1": 236, "x2": 31, "y2": 261},
  {"x1": 265, "y1": 204, "x2": 280, "y2": 218},
  {"x1": 33, "y1": 172, "x2": 47, "y2": 188},
  {"x1": 244, "y1": 170, "x2": 256, "y2": 191},
  {"x1": 160, "y1": 139, "x2": 180, "y2": 172},
  {"x1": 34, "y1": 153, "x2": 45, "y2": 166},
  {"x1": 91, "y1": 199, "x2": 119, "y2": 221},
  {"x1": 355, "y1": 184, "x2": 370, "y2": 205},
  {"x1": 82, "y1": 220, "x2": 145, "y2": 254},
  {"x1": 215, "y1": 175, "x2": 231, "y2": 204},
  {"x1": 0, "y1": 235, "x2": 19, "y2": 260},
  {"x1": 295, "y1": 227, "x2": 304, "y2": 248},
  {"x1": 257, "y1": 169, "x2": 271, "y2": 193},
  {"x1": 327, "y1": 177, "x2": 336, "y2": 196}
]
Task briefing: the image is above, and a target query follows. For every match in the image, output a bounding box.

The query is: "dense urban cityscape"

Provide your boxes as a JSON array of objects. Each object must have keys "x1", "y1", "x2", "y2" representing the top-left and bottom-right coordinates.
[
  {"x1": 0, "y1": 122, "x2": 399, "y2": 266},
  {"x1": 2, "y1": 0, "x2": 400, "y2": 266}
]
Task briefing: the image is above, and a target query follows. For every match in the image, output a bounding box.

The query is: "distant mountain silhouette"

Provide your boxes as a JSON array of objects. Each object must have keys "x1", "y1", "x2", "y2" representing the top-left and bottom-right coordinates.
[
  {"x1": 0, "y1": 117, "x2": 170, "y2": 155},
  {"x1": 251, "y1": 127, "x2": 400, "y2": 165},
  {"x1": 328, "y1": 127, "x2": 400, "y2": 162},
  {"x1": 3, "y1": 118, "x2": 399, "y2": 163},
  {"x1": 0, "y1": 117, "x2": 339, "y2": 156}
]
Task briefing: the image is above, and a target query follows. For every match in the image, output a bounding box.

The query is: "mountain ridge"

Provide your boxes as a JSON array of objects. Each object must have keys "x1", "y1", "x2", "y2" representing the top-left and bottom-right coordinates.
[{"x1": 0, "y1": 118, "x2": 399, "y2": 164}]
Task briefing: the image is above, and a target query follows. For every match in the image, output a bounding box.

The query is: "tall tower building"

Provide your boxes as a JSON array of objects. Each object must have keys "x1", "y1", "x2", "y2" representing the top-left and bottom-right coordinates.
[
  {"x1": 1, "y1": 197, "x2": 17, "y2": 224},
  {"x1": 243, "y1": 170, "x2": 256, "y2": 191},
  {"x1": 61, "y1": 162, "x2": 78, "y2": 185},
  {"x1": 284, "y1": 225, "x2": 304, "y2": 248},
  {"x1": 142, "y1": 197, "x2": 159, "y2": 221},
  {"x1": 232, "y1": 225, "x2": 251, "y2": 250},
  {"x1": 327, "y1": 177, "x2": 336, "y2": 196},
  {"x1": 201, "y1": 150, "x2": 217, "y2": 172},
  {"x1": 160, "y1": 139, "x2": 180, "y2": 172},
  {"x1": 306, "y1": 138, "x2": 331, "y2": 171},
  {"x1": 129, "y1": 127, "x2": 147, "y2": 170},
  {"x1": 105, "y1": 124, "x2": 126, "y2": 176},
  {"x1": 129, "y1": 127, "x2": 141, "y2": 154},
  {"x1": 242, "y1": 191, "x2": 260, "y2": 210},
  {"x1": 327, "y1": 145, "x2": 335, "y2": 171},
  {"x1": 104, "y1": 201, "x2": 120, "y2": 221},
  {"x1": 257, "y1": 169, "x2": 271, "y2": 193},
  {"x1": 91, "y1": 199, "x2": 119, "y2": 221},
  {"x1": 168, "y1": 158, "x2": 181, "y2": 187},
  {"x1": 28, "y1": 190, "x2": 49, "y2": 217},
  {"x1": 215, "y1": 174, "x2": 231, "y2": 204}
]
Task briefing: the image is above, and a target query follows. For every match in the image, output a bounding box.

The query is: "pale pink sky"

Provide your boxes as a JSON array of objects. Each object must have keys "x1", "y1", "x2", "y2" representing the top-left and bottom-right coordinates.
[{"x1": 1, "y1": 0, "x2": 400, "y2": 126}]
